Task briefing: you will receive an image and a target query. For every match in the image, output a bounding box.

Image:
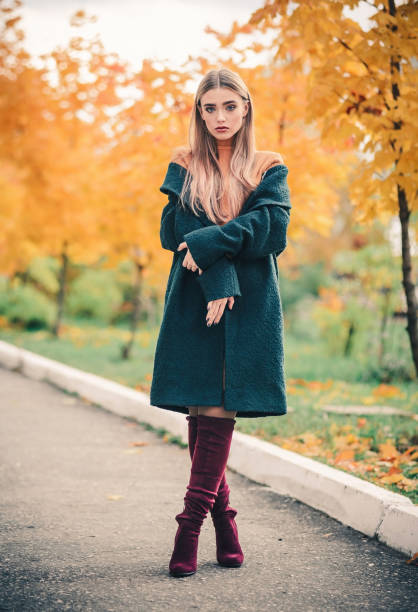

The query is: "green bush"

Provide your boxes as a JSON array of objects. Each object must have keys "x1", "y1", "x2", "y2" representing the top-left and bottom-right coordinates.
[
  {"x1": 26, "y1": 256, "x2": 59, "y2": 294},
  {"x1": 67, "y1": 269, "x2": 123, "y2": 323},
  {"x1": 1, "y1": 283, "x2": 54, "y2": 330},
  {"x1": 280, "y1": 262, "x2": 328, "y2": 312},
  {"x1": 0, "y1": 276, "x2": 9, "y2": 315}
]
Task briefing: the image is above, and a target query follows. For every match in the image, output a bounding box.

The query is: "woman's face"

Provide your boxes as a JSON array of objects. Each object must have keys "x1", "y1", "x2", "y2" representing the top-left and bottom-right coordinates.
[{"x1": 199, "y1": 87, "x2": 249, "y2": 142}]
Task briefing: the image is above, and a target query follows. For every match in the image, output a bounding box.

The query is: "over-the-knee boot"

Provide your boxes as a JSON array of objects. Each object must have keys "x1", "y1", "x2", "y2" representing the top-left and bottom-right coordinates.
[
  {"x1": 186, "y1": 415, "x2": 244, "y2": 568},
  {"x1": 169, "y1": 414, "x2": 236, "y2": 577}
]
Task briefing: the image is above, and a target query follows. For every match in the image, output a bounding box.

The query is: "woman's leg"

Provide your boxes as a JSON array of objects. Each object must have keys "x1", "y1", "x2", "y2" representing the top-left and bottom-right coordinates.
[
  {"x1": 198, "y1": 406, "x2": 237, "y2": 418},
  {"x1": 169, "y1": 413, "x2": 236, "y2": 576},
  {"x1": 187, "y1": 405, "x2": 236, "y2": 418},
  {"x1": 183, "y1": 410, "x2": 242, "y2": 567}
]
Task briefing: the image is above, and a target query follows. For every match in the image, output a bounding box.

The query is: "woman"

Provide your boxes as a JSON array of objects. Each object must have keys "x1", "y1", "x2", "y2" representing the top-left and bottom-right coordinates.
[{"x1": 150, "y1": 67, "x2": 292, "y2": 577}]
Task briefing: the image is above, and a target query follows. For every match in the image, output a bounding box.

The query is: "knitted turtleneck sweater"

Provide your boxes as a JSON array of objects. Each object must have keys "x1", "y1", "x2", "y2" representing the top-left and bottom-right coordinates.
[
  {"x1": 216, "y1": 135, "x2": 234, "y2": 175},
  {"x1": 216, "y1": 136, "x2": 234, "y2": 222}
]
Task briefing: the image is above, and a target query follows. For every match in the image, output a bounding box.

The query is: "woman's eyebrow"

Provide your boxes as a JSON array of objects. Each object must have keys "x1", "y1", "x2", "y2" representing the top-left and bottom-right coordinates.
[{"x1": 203, "y1": 100, "x2": 237, "y2": 108}]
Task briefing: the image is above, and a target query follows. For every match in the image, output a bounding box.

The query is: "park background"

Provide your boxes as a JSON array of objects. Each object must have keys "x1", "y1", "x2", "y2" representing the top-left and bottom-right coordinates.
[{"x1": 1, "y1": 0, "x2": 417, "y2": 502}]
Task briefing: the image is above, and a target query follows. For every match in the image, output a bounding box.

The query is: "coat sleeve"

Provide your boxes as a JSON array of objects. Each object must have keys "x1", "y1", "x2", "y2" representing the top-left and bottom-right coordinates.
[
  {"x1": 160, "y1": 192, "x2": 179, "y2": 252},
  {"x1": 183, "y1": 165, "x2": 291, "y2": 270},
  {"x1": 159, "y1": 191, "x2": 241, "y2": 302},
  {"x1": 195, "y1": 256, "x2": 241, "y2": 302}
]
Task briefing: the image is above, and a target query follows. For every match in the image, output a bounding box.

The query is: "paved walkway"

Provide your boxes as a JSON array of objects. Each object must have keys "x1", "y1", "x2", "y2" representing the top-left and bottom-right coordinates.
[{"x1": 0, "y1": 367, "x2": 416, "y2": 612}]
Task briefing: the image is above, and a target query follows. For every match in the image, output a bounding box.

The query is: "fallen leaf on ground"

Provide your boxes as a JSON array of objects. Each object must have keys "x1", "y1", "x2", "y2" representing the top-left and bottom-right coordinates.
[
  {"x1": 406, "y1": 552, "x2": 418, "y2": 565},
  {"x1": 379, "y1": 473, "x2": 403, "y2": 484},
  {"x1": 372, "y1": 384, "x2": 403, "y2": 398},
  {"x1": 378, "y1": 441, "x2": 399, "y2": 461},
  {"x1": 334, "y1": 449, "x2": 355, "y2": 463},
  {"x1": 386, "y1": 465, "x2": 402, "y2": 476}
]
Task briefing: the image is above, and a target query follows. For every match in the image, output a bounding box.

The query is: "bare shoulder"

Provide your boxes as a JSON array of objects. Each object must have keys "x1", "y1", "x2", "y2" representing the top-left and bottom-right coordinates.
[{"x1": 170, "y1": 145, "x2": 192, "y2": 170}]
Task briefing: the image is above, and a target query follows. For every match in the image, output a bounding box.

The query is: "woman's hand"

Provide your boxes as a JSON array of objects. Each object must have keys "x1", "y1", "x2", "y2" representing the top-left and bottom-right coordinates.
[
  {"x1": 177, "y1": 241, "x2": 235, "y2": 325},
  {"x1": 206, "y1": 296, "x2": 235, "y2": 326},
  {"x1": 177, "y1": 241, "x2": 203, "y2": 275}
]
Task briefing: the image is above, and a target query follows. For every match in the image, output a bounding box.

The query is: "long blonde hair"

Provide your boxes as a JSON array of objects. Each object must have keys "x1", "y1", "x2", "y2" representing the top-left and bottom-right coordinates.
[{"x1": 179, "y1": 68, "x2": 258, "y2": 224}]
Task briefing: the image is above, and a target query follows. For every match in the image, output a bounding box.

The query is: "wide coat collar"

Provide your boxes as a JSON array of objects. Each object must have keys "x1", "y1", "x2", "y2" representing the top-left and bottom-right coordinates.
[{"x1": 160, "y1": 161, "x2": 291, "y2": 227}]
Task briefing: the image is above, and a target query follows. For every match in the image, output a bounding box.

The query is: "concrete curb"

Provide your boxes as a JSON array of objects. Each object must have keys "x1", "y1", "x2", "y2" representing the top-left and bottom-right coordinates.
[{"x1": 1, "y1": 339, "x2": 417, "y2": 558}]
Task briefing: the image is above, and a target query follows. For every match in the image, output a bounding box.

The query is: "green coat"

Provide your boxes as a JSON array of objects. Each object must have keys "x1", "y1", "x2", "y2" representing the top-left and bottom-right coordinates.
[{"x1": 150, "y1": 160, "x2": 292, "y2": 418}]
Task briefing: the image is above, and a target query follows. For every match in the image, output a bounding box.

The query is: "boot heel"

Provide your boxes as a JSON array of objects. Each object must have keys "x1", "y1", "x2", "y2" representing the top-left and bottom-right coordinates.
[{"x1": 213, "y1": 509, "x2": 244, "y2": 567}]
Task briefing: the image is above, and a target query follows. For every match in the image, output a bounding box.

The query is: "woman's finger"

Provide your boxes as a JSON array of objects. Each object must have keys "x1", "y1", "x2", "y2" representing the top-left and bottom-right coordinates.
[
  {"x1": 206, "y1": 298, "x2": 227, "y2": 326},
  {"x1": 206, "y1": 302, "x2": 219, "y2": 325},
  {"x1": 182, "y1": 250, "x2": 198, "y2": 272},
  {"x1": 183, "y1": 252, "x2": 192, "y2": 269},
  {"x1": 213, "y1": 301, "x2": 226, "y2": 324}
]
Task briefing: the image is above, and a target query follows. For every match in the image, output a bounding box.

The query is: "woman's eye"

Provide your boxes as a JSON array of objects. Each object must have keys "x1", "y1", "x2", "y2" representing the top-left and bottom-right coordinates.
[{"x1": 205, "y1": 105, "x2": 236, "y2": 113}]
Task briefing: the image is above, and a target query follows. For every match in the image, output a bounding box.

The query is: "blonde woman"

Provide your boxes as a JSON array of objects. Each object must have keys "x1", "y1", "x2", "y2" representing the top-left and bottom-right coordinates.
[{"x1": 150, "y1": 67, "x2": 292, "y2": 577}]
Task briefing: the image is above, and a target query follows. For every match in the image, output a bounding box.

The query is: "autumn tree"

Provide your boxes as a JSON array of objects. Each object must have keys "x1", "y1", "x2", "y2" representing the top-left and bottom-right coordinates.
[
  {"x1": 0, "y1": 3, "x2": 130, "y2": 336},
  {"x1": 0, "y1": 1, "x2": 195, "y2": 347}
]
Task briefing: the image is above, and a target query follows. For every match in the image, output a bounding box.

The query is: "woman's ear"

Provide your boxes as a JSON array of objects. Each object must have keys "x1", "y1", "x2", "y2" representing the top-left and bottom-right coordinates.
[{"x1": 243, "y1": 101, "x2": 249, "y2": 117}]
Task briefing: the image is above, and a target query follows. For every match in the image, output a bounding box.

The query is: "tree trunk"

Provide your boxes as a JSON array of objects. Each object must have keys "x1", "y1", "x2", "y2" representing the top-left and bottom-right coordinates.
[
  {"x1": 121, "y1": 260, "x2": 143, "y2": 360},
  {"x1": 343, "y1": 321, "x2": 355, "y2": 357},
  {"x1": 398, "y1": 185, "x2": 418, "y2": 375},
  {"x1": 388, "y1": 0, "x2": 418, "y2": 376},
  {"x1": 378, "y1": 287, "x2": 391, "y2": 368},
  {"x1": 52, "y1": 244, "x2": 69, "y2": 338}
]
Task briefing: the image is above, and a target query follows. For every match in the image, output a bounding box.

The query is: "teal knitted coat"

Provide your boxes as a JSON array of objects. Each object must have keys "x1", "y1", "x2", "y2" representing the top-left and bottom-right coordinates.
[{"x1": 150, "y1": 159, "x2": 292, "y2": 418}]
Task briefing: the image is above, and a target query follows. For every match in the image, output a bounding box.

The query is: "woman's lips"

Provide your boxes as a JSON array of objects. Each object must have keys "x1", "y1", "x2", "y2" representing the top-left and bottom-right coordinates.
[{"x1": 216, "y1": 127, "x2": 228, "y2": 131}]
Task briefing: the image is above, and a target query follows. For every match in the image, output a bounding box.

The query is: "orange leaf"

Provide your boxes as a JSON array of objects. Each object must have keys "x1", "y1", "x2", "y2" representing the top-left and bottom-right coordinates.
[
  {"x1": 386, "y1": 465, "x2": 402, "y2": 476},
  {"x1": 401, "y1": 446, "x2": 418, "y2": 457},
  {"x1": 334, "y1": 449, "x2": 355, "y2": 463},
  {"x1": 378, "y1": 441, "x2": 399, "y2": 460},
  {"x1": 379, "y1": 473, "x2": 403, "y2": 484},
  {"x1": 372, "y1": 384, "x2": 402, "y2": 398},
  {"x1": 406, "y1": 552, "x2": 418, "y2": 565}
]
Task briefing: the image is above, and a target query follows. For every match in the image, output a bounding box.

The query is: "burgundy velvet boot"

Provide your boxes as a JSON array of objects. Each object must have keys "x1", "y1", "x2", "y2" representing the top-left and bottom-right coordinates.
[
  {"x1": 169, "y1": 415, "x2": 236, "y2": 577},
  {"x1": 186, "y1": 415, "x2": 244, "y2": 568}
]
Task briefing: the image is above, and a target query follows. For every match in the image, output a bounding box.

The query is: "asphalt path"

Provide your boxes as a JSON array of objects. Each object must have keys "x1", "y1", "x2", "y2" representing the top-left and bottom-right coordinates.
[{"x1": 0, "y1": 366, "x2": 416, "y2": 611}]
